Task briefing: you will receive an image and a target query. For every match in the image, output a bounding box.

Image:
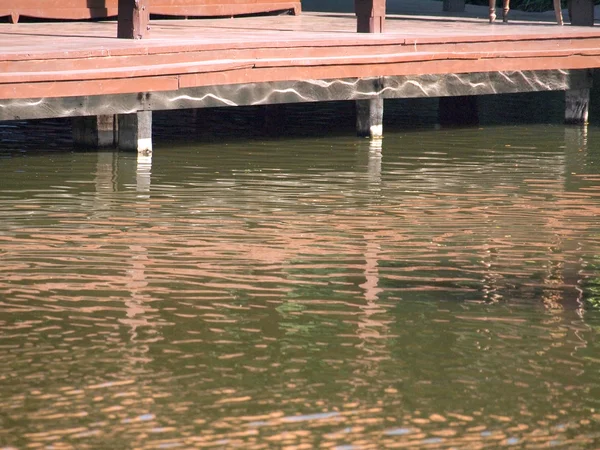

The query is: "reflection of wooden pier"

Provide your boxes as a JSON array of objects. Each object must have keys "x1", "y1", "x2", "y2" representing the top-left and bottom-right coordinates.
[{"x1": 0, "y1": 0, "x2": 598, "y2": 151}]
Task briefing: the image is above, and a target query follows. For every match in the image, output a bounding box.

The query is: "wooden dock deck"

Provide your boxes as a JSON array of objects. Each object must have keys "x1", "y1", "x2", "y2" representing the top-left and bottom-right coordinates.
[{"x1": 1, "y1": 6, "x2": 599, "y2": 150}]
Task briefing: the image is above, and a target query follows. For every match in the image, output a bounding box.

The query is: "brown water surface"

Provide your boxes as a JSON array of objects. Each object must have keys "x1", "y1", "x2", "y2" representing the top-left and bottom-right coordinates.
[{"x1": 1, "y1": 100, "x2": 600, "y2": 448}]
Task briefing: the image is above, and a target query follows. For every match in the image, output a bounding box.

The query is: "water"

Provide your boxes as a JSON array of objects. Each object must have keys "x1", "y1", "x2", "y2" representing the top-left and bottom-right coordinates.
[{"x1": 1, "y1": 97, "x2": 600, "y2": 448}]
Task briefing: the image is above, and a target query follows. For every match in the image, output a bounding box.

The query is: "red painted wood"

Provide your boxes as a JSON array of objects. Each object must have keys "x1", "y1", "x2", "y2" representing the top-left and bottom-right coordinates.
[
  {"x1": 355, "y1": 0, "x2": 386, "y2": 33},
  {"x1": 0, "y1": 76, "x2": 179, "y2": 100},
  {"x1": 118, "y1": 0, "x2": 149, "y2": 39},
  {"x1": 0, "y1": 0, "x2": 300, "y2": 21},
  {"x1": 1, "y1": 13, "x2": 600, "y2": 99}
]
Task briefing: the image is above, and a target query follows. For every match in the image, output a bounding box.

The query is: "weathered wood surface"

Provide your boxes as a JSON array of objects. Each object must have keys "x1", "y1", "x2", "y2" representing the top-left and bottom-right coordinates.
[
  {"x1": 1, "y1": 13, "x2": 600, "y2": 100},
  {"x1": 118, "y1": 0, "x2": 149, "y2": 39},
  {"x1": 0, "y1": 0, "x2": 301, "y2": 23}
]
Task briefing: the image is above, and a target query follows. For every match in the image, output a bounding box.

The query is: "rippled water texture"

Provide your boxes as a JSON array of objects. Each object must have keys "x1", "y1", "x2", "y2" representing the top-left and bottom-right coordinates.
[{"x1": 1, "y1": 101, "x2": 600, "y2": 448}]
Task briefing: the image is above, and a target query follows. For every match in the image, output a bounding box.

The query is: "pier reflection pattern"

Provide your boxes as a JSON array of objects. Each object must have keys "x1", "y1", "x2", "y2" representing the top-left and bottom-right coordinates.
[{"x1": 0, "y1": 126, "x2": 600, "y2": 447}]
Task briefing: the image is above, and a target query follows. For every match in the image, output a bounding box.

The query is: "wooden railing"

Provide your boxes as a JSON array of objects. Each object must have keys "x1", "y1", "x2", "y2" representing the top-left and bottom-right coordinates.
[
  {"x1": 1, "y1": 0, "x2": 301, "y2": 24},
  {"x1": 2, "y1": 0, "x2": 594, "y2": 37},
  {"x1": 352, "y1": 0, "x2": 595, "y2": 32}
]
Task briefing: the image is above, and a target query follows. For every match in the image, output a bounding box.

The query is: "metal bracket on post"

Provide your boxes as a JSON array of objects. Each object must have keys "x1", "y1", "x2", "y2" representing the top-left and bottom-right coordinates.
[{"x1": 118, "y1": 0, "x2": 150, "y2": 39}]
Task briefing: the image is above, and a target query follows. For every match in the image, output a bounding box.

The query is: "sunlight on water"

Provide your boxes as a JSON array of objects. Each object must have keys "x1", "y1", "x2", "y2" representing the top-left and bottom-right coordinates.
[{"x1": 1, "y1": 101, "x2": 600, "y2": 448}]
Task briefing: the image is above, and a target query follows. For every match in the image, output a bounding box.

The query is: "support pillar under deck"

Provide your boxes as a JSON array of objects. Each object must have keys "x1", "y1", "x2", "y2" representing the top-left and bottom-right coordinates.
[
  {"x1": 565, "y1": 69, "x2": 593, "y2": 125},
  {"x1": 356, "y1": 99, "x2": 384, "y2": 139},
  {"x1": 72, "y1": 115, "x2": 116, "y2": 149},
  {"x1": 118, "y1": 111, "x2": 152, "y2": 153},
  {"x1": 565, "y1": 89, "x2": 590, "y2": 125},
  {"x1": 354, "y1": 1, "x2": 386, "y2": 139}
]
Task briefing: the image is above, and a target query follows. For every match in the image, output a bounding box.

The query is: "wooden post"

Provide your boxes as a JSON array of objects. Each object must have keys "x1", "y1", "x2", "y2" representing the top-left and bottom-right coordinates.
[
  {"x1": 354, "y1": 1, "x2": 386, "y2": 139},
  {"x1": 565, "y1": 89, "x2": 590, "y2": 124},
  {"x1": 569, "y1": 0, "x2": 594, "y2": 26},
  {"x1": 118, "y1": 111, "x2": 152, "y2": 154},
  {"x1": 565, "y1": 69, "x2": 592, "y2": 125},
  {"x1": 356, "y1": 98, "x2": 384, "y2": 138},
  {"x1": 354, "y1": 0, "x2": 386, "y2": 33},
  {"x1": 72, "y1": 115, "x2": 117, "y2": 148},
  {"x1": 118, "y1": 0, "x2": 150, "y2": 39}
]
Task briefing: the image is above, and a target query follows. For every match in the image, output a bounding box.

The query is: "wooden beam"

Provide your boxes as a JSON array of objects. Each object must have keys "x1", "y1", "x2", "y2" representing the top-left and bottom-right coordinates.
[
  {"x1": 354, "y1": 0, "x2": 386, "y2": 33},
  {"x1": 118, "y1": 0, "x2": 149, "y2": 39}
]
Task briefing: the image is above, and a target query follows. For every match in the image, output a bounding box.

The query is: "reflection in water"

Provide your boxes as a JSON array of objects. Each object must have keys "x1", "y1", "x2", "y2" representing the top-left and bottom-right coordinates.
[
  {"x1": 136, "y1": 153, "x2": 152, "y2": 195},
  {"x1": 1, "y1": 121, "x2": 600, "y2": 448}
]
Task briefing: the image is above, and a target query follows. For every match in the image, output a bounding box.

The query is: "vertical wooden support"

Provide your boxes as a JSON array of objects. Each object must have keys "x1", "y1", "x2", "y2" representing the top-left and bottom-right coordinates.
[
  {"x1": 118, "y1": 0, "x2": 149, "y2": 39},
  {"x1": 438, "y1": 96, "x2": 479, "y2": 127},
  {"x1": 565, "y1": 69, "x2": 593, "y2": 125},
  {"x1": 565, "y1": 89, "x2": 590, "y2": 124},
  {"x1": 10, "y1": 12, "x2": 19, "y2": 24},
  {"x1": 443, "y1": 0, "x2": 465, "y2": 12},
  {"x1": 118, "y1": 111, "x2": 152, "y2": 154},
  {"x1": 354, "y1": 0, "x2": 386, "y2": 33},
  {"x1": 356, "y1": 98, "x2": 384, "y2": 139},
  {"x1": 569, "y1": 0, "x2": 594, "y2": 26},
  {"x1": 354, "y1": 1, "x2": 385, "y2": 138},
  {"x1": 72, "y1": 115, "x2": 117, "y2": 148}
]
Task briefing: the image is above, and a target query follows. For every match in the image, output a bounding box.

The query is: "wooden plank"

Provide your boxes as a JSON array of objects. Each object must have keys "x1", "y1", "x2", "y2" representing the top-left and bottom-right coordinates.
[
  {"x1": 0, "y1": 0, "x2": 300, "y2": 21},
  {"x1": 5, "y1": 49, "x2": 598, "y2": 101},
  {"x1": 2, "y1": 13, "x2": 600, "y2": 100},
  {"x1": 150, "y1": 1, "x2": 301, "y2": 16},
  {"x1": 4, "y1": 35, "x2": 600, "y2": 78},
  {"x1": 0, "y1": 76, "x2": 179, "y2": 99},
  {"x1": 3, "y1": 38, "x2": 600, "y2": 86},
  {"x1": 3, "y1": 15, "x2": 600, "y2": 64},
  {"x1": 176, "y1": 54, "x2": 600, "y2": 88}
]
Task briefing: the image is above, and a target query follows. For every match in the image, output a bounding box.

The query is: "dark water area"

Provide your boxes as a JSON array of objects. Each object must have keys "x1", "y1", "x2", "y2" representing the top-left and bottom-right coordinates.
[{"x1": 1, "y1": 93, "x2": 600, "y2": 448}]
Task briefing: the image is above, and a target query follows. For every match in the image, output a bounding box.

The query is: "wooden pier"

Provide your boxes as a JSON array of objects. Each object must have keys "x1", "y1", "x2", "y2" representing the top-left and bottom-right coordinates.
[{"x1": 0, "y1": 0, "x2": 598, "y2": 151}]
